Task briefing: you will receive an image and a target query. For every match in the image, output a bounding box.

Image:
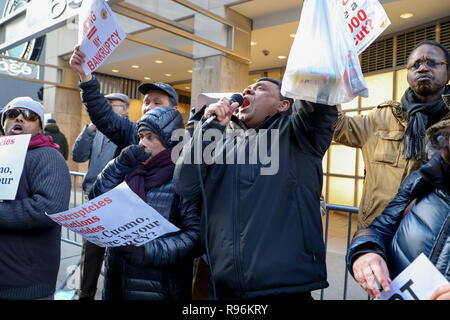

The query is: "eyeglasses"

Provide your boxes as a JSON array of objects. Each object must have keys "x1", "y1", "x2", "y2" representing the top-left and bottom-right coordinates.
[
  {"x1": 111, "y1": 103, "x2": 126, "y2": 109},
  {"x1": 2, "y1": 108, "x2": 39, "y2": 124},
  {"x1": 407, "y1": 59, "x2": 448, "y2": 70}
]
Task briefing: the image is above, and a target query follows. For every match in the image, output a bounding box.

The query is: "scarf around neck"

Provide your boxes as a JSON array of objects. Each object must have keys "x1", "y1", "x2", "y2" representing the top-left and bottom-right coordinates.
[
  {"x1": 401, "y1": 85, "x2": 450, "y2": 160},
  {"x1": 125, "y1": 147, "x2": 175, "y2": 201},
  {"x1": 28, "y1": 133, "x2": 60, "y2": 150}
]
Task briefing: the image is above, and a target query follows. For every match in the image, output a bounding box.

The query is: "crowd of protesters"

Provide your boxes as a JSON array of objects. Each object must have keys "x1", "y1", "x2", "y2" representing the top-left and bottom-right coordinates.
[{"x1": 0, "y1": 40, "x2": 448, "y2": 301}]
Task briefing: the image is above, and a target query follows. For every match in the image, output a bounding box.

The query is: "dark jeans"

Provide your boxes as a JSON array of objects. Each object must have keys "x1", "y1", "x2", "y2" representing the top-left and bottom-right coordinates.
[{"x1": 76, "y1": 239, "x2": 106, "y2": 299}]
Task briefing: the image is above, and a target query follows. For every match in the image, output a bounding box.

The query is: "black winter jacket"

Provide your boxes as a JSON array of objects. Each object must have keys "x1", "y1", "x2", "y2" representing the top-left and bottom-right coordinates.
[
  {"x1": 174, "y1": 100, "x2": 337, "y2": 298},
  {"x1": 90, "y1": 158, "x2": 201, "y2": 300},
  {"x1": 346, "y1": 154, "x2": 450, "y2": 281},
  {"x1": 79, "y1": 76, "x2": 138, "y2": 150}
]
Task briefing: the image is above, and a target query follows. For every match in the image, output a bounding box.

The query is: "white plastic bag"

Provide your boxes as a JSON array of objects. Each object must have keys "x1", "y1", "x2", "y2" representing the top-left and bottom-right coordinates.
[{"x1": 281, "y1": 0, "x2": 368, "y2": 105}]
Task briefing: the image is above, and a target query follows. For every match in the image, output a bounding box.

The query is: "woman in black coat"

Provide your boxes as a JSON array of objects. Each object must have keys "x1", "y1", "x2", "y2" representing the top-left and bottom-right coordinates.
[{"x1": 346, "y1": 128, "x2": 450, "y2": 300}]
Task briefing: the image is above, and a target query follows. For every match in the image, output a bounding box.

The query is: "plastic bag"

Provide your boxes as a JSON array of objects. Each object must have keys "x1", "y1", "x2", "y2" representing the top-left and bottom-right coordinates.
[{"x1": 281, "y1": 0, "x2": 368, "y2": 105}]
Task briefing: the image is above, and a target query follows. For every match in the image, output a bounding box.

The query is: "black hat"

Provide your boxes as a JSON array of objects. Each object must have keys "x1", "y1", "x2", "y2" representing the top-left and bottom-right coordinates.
[
  {"x1": 137, "y1": 107, "x2": 184, "y2": 148},
  {"x1": 138, "y1": 82, "x2": 178, "y2": 107},
  {"x1": 46, "y1": 118, "x2": 56, "y2": 124}
]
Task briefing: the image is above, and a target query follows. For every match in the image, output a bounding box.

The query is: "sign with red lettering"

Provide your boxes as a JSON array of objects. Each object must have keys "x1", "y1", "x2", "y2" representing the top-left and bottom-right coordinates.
[
  {"x1": 78, "y1": 0, "x2": 126, "y2": 74},
  {"x1": 341, "y1": 0, "x2": 390, "y2": 55},
  {"x1": 0, "y1": 134, "x2": 31, "y2": 200},
  {"x1": 46, "y1": 182, "x2": 180, "y2": 247}
]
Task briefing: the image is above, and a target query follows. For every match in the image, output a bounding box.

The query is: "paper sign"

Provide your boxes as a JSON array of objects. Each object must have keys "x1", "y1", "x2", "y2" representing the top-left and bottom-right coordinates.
[
  {"x1": 46, "y1": 182, "x2": 180, "y2": 247},
  {"x1": 78, "y1": 0, "x2": 126, "y2": 74},
  {"x1": 340, "y1": 0, "x2": 391, "y2": 55},
  {"x1": 379, "y1": 253, "x2": 449, "y2": 300},
  {"x1": 0, "y1": 134, "x2": 31, "y2": 200}
]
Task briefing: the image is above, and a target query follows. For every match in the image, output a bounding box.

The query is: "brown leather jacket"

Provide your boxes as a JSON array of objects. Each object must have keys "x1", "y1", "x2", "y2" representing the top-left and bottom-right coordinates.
[{"x1": 333, "y1": 98, "x2": 450, "y2": 229}]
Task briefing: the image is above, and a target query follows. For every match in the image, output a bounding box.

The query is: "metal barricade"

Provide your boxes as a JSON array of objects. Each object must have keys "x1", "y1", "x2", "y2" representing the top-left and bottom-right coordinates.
[
  {"x1": 320, "y1": 203, "x2": 360, "y2": 300},
  {"x1": 61, "y1": 171, "x2": 86, "y2": 247}
]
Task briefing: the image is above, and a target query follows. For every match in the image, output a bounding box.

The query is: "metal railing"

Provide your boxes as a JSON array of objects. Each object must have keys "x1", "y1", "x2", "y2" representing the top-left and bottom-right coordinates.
[
  {"x1": 60, "y1": 171, "x2": 86, "y2": 247},
  {"x1": 320, "y1": 203, "x2": 361, "y2": 300}
]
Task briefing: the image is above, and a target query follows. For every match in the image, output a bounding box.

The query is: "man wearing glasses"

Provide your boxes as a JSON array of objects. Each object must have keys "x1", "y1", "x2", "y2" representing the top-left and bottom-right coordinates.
[
  {"x1": 71, "y1": 92, "x2": 129, "y2": 300},
  {"x1": 333, "y1": 40, "x2": 450, "y2": 230},
  {"x1": 0, "y1": 97, "x2": 71, "y2": 299}
]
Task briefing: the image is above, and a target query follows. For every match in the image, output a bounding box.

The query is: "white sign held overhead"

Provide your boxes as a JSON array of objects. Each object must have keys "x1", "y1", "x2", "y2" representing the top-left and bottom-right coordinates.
[
  {"x1": 78, "y1": 0, "x2": 126, "y2": 75},
  {"x1": 46, "y1": 182, "x2": 180, "y2": 247},
  {"x1": 0, "y1": 134, "x2": 31, "y2": 200}
]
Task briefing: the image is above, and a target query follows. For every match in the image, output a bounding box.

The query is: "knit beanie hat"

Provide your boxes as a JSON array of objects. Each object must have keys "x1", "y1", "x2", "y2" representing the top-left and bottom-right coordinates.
[
  {"x1": 137, "y1": 107, "x2": 184, "y2": 148},
  {"x1": 2, "y1": 96, "x2": 45, "y2": 128}
]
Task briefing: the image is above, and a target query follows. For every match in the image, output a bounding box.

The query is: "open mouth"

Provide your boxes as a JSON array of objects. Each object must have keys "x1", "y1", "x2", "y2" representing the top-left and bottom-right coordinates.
[
  {"x1": 240, "y1": 97, "x2": 251, "y2": 110},
  {"x1": 10, "y1": 123, "x2": 24, "y2": 135}
]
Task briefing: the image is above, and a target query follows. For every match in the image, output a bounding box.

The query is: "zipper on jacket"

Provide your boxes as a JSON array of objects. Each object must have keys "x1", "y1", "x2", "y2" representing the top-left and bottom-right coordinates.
[
  {"x1": 233, "y1": 153, "x2": 245, "y2": 297},
  {"x1": 429, "y1": 214, "x2": 449, "y2": 265}
]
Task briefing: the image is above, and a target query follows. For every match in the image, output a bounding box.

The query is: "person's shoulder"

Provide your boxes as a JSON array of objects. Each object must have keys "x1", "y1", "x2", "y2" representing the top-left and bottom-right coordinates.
[{"x1": 376, "y1": 100, "x2": 401, "y2": 109}]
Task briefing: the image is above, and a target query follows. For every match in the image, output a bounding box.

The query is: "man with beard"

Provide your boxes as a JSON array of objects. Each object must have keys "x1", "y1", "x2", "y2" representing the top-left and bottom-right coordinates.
[{"x1": 333, "y1": 40, "x2": 450, "y2": 230}]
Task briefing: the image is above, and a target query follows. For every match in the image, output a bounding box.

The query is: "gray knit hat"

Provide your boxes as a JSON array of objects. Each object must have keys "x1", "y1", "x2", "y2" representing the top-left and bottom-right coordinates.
[
  {"x1": 137, "y1": 107, "x2": 184, "y2": 148},
  {"x1": 1, "y1": 97, "x2": 45, "y2": 128}
]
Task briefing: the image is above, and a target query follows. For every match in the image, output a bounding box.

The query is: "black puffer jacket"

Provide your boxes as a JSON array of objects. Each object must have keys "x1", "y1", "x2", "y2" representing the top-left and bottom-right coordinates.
[
  {"x1": 79, "y1": 76, "x2": 138, "y2": 149},
  {"x1": 90, "y1": 158, "x2": 201, "y2": 300},
  {"x1": 346, "y1": 154, "x2": 450, "y2": 281}
]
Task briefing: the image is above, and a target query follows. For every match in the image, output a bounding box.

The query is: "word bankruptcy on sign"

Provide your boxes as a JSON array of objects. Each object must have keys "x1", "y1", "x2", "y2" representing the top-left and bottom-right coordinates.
[{"x1": 78, "y1": 0, "x2": 126, "y2": 75}]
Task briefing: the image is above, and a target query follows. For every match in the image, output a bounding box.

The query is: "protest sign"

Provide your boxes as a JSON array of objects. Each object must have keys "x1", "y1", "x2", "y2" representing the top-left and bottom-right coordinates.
[
  {"x1": 340, "y1": 0, "x2": 391, "y2": 55},
  {"x1": 46, "y1": 181, "x2": 180, "y2": 247},
  {"x1": 379, "y1": 253, "x2": 449, "y2": 300},
  {"x1": 0, "y1": 134, "x2": 31, "y2": 200},
  {"x1": 78, "y1": 0, "x2": 126, "y2": 75}
]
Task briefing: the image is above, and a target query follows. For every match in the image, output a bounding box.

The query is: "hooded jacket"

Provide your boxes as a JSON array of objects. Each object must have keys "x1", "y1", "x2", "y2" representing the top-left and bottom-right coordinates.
[
  {"x1": 174, "y1": 100, "x2": 337, "y2": 299},
  {"x1": 346, "y1": 154, "x2": 450, "y2": 281}
]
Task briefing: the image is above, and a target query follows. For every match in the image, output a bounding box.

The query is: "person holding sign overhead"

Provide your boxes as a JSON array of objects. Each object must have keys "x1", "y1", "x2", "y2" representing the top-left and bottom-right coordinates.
[
  {"x1": 346, "y1": 126, "x2": 450, "y2": 300},
  {"x1": 69, "y1": 45, "x2": 179, "y2": 151},
  {"x1": 89, "y1": 107, "x2": 201, "y2": 300},
  {"x1": 0, "y1": 97, "x2": 71, "y2": 300}
]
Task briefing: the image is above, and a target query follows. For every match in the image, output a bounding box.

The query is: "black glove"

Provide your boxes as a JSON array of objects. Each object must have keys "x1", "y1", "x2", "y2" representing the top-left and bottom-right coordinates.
[
  {"x1": 118, "y1": 145, "x2": 151, "y2": 167},
  {"x1": 114, "y1": 245, "x2": 145, "y2": 267}
]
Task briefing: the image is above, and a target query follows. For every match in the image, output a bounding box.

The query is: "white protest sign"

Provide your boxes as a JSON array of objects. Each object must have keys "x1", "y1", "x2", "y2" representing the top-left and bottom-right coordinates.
[
  {"x1": 46, "y1": 182, "x2": 180, "y2": 247},
  {"x1": 78, "y1": 0, "x2": 126, "y2": 74},
  {"x1": 341, "y1": 0, "x2": 391, "y2": 55},
  {"x1": 0, "y1": 134, "x2": 31, "y2": 200},
  {"x1": 379, "y1": 253, "x2": 449, "y2": 300}
]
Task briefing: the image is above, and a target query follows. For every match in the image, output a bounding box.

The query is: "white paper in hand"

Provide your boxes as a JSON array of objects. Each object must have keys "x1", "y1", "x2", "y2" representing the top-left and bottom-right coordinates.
[
  {"x1": 379, "y1": 253, "x2": 449, "y2": 300},
  {"x1": 78, "y1": 0, "x2": 126, "y2": 75},
  {"x1": 0, "y1": 134, "x2": 31, "y2": 200},
  {"x1": 46, "y1": 182, "x2": 180, "y2": 247}
]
